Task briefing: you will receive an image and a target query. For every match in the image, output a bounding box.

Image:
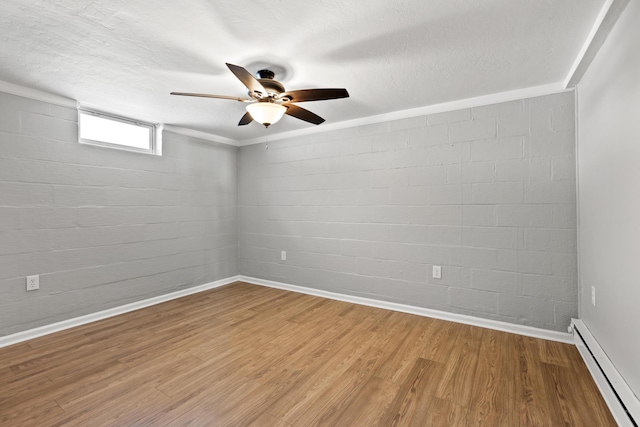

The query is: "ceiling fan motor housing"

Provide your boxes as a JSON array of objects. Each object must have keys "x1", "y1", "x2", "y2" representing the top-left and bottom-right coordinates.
[{"x1": 255, "y1": 69, "x2": 285, "y2": 97}]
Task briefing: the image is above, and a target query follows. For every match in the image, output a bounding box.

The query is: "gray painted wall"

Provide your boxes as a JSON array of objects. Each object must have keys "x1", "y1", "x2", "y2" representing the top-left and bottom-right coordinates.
[
  {"x1": 577, "y1": 0, "x2": 640, "y2": 398},
  {"x1": 0, "y1": 88, "x2": 579, "y2": 337},
  {"x1": 0, "y1": 92, "x2": 238, "y2": 337},
  {"x1": 239, "y1": 91, "x2": 577, "y2": 332}
]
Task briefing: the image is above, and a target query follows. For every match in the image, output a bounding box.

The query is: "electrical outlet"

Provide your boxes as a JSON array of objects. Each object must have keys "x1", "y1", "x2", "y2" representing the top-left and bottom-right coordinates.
[
  {"x1": 591, "y1": 286, "x2": 596, "y2": 307},
  {"x1": 26, "y1": 275, "x2": 39, "y2": 291},
  {"x1": 281, "y1": 250, "x2": 287, "y2": 261},
  {"x1": 432, "y1": 265, "x2": 442, "y2": 279}
]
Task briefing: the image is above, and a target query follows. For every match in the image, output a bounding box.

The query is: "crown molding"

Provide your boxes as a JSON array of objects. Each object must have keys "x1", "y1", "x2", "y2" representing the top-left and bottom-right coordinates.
[
  {"x1": 564, "y1": 0, "x2": 630, "y2": 88},
  {"x1": 0, "y1": 80, "x2": 239, "y2": 147},
  {"x1": 163, "y1": 125, "x2": 238, "y2": 146},
  {"x1": 238, "y1": 82, "x2": 569, "y2": 146},
  {"x1": 0, "y1": 79, "x2": 77, "y2": 108},
  {"x1": 1, "y1": 78, "x2": 572, "y2": 149}
]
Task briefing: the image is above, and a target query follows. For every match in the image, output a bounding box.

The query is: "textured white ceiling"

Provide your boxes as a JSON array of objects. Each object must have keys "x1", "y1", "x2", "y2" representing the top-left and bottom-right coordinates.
[{"x1": 0, "y1": 0, "x2": 604, "y2": 141}]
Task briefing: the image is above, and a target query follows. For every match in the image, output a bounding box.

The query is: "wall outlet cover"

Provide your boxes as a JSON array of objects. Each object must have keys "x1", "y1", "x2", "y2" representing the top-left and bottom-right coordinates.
[{"x1": 26, "y1": 275, "x2": 40, "y2": 291}]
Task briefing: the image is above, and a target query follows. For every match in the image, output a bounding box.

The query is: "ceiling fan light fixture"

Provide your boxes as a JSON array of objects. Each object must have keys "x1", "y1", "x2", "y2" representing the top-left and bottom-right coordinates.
[{"x1": 246, "y1": 102, "x2": 286, "y2": 127}]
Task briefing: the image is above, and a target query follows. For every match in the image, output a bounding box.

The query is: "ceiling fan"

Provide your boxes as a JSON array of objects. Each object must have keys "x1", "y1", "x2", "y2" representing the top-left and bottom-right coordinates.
[{"x1": 171, "y1": 63, "x2": 349, "y2": 128}]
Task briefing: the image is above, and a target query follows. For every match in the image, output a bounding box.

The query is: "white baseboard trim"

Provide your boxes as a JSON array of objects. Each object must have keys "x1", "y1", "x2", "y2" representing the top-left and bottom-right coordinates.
[
  {"x1": 238, "y1": 275, "x2": 573, "y2": 344},
  {"x1": 0, "y1": 274, "x2": 575, "y2": 350},
  {"x1": 0, "y1": 275, "x2": 241, "y2": 349},
  {"x1": 571, "y1": 319, "x2": 639, "y2": 426}
]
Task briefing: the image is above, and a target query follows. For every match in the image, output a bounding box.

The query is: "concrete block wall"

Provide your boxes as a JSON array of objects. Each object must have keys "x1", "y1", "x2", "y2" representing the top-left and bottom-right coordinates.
[
  {"x1": 238, "y1": 91, "x2": 577, "y2": 331},
  {"x1": 0, "y1": 91, "x2": 238, "y2": 336}
]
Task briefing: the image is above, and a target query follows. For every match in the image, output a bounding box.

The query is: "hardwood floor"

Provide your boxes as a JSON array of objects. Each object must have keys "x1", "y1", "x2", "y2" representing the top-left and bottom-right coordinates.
[{"x1": 0, "y1": 282, "x2": 615, "y2": 426}]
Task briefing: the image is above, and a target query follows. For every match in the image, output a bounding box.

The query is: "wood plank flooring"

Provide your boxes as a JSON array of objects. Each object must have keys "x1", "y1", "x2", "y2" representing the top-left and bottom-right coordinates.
[{"x1": 0, "y1": 282, "x2": 616, "y2": 426}]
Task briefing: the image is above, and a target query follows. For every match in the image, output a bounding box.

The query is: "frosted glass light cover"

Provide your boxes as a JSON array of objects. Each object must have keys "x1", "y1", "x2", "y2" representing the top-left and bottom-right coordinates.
[{"x1": 246, "y1": 102, "x2": 286, "y2": 126}]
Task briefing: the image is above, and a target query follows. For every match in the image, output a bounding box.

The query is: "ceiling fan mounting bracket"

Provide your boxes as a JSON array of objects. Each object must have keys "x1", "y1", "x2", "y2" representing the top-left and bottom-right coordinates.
[{"x1": 256, "y1": 69, "x2": 275, "y2": 79}]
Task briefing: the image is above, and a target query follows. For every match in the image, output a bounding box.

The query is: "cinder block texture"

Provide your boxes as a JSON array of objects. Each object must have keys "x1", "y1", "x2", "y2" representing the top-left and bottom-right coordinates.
[
  {"x1": 239, "y1": 92, "x2": 577, "y2": 331},
  {"x1": 0, "y1": 92, "x2": 238, "y2": 336}
]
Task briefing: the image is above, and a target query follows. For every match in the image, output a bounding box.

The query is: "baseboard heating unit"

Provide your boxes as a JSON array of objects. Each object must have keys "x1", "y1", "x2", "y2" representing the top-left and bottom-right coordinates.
[{"x1": 571, "y1": 319, "x2": 639, "y2": 427}]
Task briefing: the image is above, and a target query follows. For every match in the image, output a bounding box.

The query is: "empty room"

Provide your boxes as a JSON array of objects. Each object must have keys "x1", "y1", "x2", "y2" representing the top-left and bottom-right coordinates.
[{"x1": 1, "y1": 0, "x2": 639, "y2": 425}]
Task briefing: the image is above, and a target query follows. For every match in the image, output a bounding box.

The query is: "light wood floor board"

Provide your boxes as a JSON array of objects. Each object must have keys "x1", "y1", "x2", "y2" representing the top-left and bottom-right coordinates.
[{"x1": 0, "y1": 281, "x2": 615, "y2": 426}]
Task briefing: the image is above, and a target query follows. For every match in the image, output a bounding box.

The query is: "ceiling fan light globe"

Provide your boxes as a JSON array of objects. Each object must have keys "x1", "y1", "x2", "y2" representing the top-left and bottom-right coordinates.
[{"x1": 246, "y1": 102, "x2": 286, "y2": 127}]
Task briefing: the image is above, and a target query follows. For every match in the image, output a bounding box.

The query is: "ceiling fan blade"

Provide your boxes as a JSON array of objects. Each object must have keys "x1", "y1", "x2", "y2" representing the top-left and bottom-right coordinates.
[
  {"x1": 285, "y1": 104, "x2": 325, "y2": 125},
  {"x1": 280, "y1": 88, "x2": 349, "y2": 103},
  {"x1": 170, "y1": 92, "x2": 251, "y2": 102},
  {"x1": 238, "y1": 112, "x2": 253, "y2": 126},
  {"x1": 225, "y1": 63, "x2": 268, "y2": 97}
]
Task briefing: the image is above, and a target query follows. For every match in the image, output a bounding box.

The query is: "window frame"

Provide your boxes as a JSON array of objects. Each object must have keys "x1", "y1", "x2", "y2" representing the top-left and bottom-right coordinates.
[{"x1": 78, "y1": 108, "x2": 159, "y2": 155}]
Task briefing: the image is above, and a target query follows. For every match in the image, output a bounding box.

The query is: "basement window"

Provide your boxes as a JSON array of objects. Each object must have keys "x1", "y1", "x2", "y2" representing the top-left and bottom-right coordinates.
[{"x1": 79, "y1": 109, "x2": 160, "y2": 155}]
